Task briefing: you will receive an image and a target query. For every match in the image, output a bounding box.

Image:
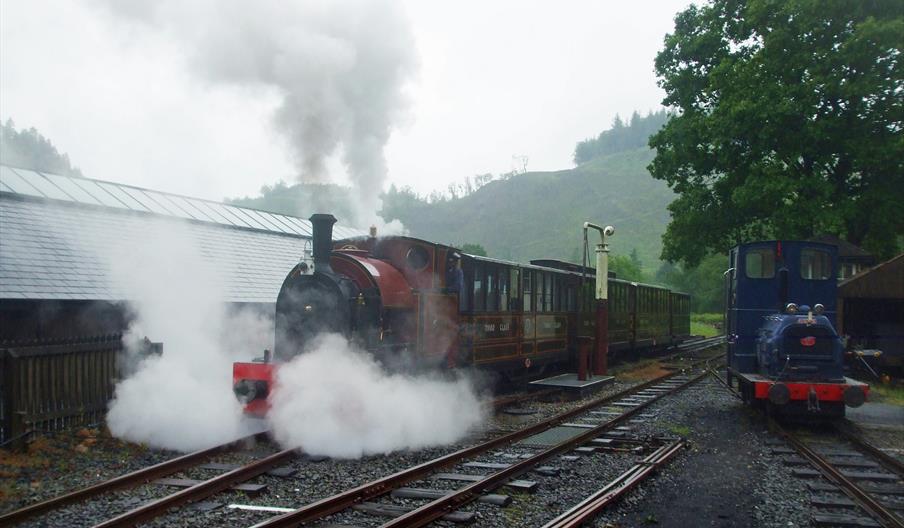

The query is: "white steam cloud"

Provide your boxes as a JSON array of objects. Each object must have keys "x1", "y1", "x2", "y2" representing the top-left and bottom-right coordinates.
[
  {"x1": 96, "y1": 0, "x2": 418, "y2": 228},
  {"x1": 105, "y1": 222, "x2": 268, "y2": 451},
  {"x1": 268, "y1": 334, "x2": 486, "y2": 458},
  {"x1": 103, "y1": 223, "x2": 482, "y2": 457}
]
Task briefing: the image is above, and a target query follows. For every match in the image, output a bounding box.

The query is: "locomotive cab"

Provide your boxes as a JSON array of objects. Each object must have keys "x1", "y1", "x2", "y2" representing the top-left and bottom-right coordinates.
[{"x1": 726, "y1": 241, "x2": 868, "y2": 417}]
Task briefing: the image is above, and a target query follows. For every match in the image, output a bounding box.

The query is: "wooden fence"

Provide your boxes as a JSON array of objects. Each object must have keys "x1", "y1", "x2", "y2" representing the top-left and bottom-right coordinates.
[{"x1": 0, "y1": 334, "x2": 123, "y2": 447}]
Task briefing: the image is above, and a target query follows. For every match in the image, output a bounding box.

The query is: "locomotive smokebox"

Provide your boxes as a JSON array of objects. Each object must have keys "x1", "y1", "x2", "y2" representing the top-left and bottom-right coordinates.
[{"x1": 310, "y1": 213, "x2": 337, "y2": 274}]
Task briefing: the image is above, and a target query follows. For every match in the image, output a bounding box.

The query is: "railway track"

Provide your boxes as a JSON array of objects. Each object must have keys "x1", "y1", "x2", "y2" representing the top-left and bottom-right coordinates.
[
  {"x1": 4, "y1": 339, "x2": 725, "y2": 527},
  {"x1": 492, "y1": 335, "x2": 725, "y2": 412},
  {"x1": 0, "y1": 431, "x2": 269, "y2": 526},
  {"x1": 714, "y1": 373, "x2": 904, "y2": 528},
  {"x1": 249, "y1": 353, "x2": 724, "y2": 528},
  {"x1": 769, "y1": 422, "x2": 904, "y2": 528}
]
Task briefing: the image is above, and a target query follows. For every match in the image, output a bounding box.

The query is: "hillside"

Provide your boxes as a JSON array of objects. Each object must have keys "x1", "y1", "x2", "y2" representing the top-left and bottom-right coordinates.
[
  {"x1": 382, "y1": 147, "x2": 673, "y2": 268},
  {"x1": 230, "y1": 147, "x2": 674, "y2": 270}
]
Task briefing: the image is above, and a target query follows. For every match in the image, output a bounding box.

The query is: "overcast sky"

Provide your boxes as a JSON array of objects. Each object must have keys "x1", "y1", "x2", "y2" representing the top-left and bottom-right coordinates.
[{"x1": 1, "y1": 1, "x2": 690, "y2": 202}]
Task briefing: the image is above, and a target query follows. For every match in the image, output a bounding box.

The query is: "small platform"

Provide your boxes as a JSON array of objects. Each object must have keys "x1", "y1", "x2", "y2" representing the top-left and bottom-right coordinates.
[{"x1": 529, "y1": 373, "x2": 615, "y2": 398}]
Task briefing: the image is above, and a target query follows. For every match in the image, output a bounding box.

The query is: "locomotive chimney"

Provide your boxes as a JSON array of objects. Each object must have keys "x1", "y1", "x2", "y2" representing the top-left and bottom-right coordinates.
[{"x1": 310, "y1": 213, "x2": 337, "y2": 274}]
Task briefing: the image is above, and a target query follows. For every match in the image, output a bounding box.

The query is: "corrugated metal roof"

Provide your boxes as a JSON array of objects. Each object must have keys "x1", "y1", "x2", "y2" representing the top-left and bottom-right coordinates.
[
  {"x1": 0, "y1": 164, "x2": 364, "y2": 302},
  {"x1": 0, "y1": 165, "x2": 360, "y2": 239}
]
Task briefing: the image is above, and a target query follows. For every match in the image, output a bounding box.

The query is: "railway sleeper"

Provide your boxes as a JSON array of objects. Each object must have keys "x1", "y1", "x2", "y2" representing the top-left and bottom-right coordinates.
[
  {"x1": 352, "y1": 501, "x2": 475, "y2": 523},
  {"x1": 152, "y1": 478, "x2": 267, "y2": 497},
  {"x1": 810, "y1": 494, "x2": 904, "y2": 513},
  {"x1": 391, "y1": 487, "x2": 512, "y2": 507},
  {"x1": 198, "y1": 462, "x2": 298, "y2": 477},
  {"x1": 791, "y1": 468, "x2": 900, "y2": 481},
  {"x1": 809, "y1": 481, "x2": 904, "y2": 496},
  {"x1": 781, "y1": 456, "x2": 881, "y2": 469},
  {"x1": 811, "y1": 512, "x2": 882, "y2": 528},
  {"x1": 431, "y1": 473, "x2": 538, "y2": 492}
]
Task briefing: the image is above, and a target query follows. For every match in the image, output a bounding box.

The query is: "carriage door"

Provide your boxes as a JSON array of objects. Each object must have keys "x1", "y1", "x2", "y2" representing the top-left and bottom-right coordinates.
[
  {"x1": 419, "y1": 292, "x2": 461, "y2": 367},
  {"x1": 725, "y1": 250, "x2": 737, "y2": 373}
]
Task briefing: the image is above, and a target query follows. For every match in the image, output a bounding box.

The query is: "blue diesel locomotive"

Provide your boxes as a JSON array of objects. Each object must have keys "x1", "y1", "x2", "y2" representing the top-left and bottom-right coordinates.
[{"x1": 725, "y1": 241, "x2": 868, "y2": 418}]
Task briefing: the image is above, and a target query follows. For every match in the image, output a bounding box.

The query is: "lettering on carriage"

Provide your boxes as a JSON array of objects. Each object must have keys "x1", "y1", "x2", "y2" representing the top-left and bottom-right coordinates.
[{"x1": 541, "y1": 320, "x2": 562, "y2": 330}]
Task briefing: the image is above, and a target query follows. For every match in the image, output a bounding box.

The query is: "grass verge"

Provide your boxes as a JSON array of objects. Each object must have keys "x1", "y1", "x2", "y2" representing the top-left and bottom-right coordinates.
[
  {"x1": 867, "y1": 382, "x2": 904, "y2": 406},
  {"x1": 691, "y1": 312, "x2": 722, "y2": 337}
]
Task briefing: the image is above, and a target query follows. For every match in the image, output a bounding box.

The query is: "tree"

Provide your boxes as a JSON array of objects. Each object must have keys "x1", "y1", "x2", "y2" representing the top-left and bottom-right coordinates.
[
  {"x1": 459, "y1": 243, "x2": 487, "y2": 257},
  {"x1": 574, "y1": 110, "x2": 670, "y2": 165},
  {"x1": 0, "y1": 119, "x2": 83, "y2": 177},
  {"x1": 655, "y1": 254, "x2": 726, "y2": 313},
  {"x1": 650, "y1": 1, "x2": 903, "y2": 266},
  {"x1": 609, "y1": 254, "x2": 646, "y2": 282},
  {"x1": 629, "y1": 248, "x2": 643, "y2": 270}
]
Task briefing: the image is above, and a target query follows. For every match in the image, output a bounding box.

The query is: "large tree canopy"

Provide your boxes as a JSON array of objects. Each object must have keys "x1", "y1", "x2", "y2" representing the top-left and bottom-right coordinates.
[{"x1": 650, "y1": 0, "x2": 903, "y2": 266}]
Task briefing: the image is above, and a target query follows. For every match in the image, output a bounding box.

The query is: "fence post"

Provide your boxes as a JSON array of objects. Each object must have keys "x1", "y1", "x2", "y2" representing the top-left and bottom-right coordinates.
[
  {"x1": 1, "y1": 347, "x2": 9, "y2": 445},
  {"x1": 2, "y1": 347, "x2": 26, "y2": 449}
]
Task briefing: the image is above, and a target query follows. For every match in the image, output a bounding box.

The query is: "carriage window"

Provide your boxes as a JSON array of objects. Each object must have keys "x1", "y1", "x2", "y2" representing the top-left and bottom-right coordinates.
[
  {"x1": 460, "y1": 266, "x2": 471, "y2": 311},
  {"x1": 486, "y1": 266, "x2": 498, "y2": 311},
  {"x1": 548, "y1": 275, "x2": 556, "y2": 312},
  {"x1": 534, "y1": 271, "x2": 545, "y2": 312},
  {"x1": 473, "y1": 264, "x2": 485, "y2": 311},
  {"x1": 745, "y1": 248, "x2": 775, "y2": 279},
  {"x1": 543, "y1": 273, "x2": 552, "y2": 312},
  {"x1": 800, "y1": 249, "x2": 832, "y2": 280},
  {"x1": 496, "y1": 268, "x2": 508, "y2": 312},
  {"x1": 510, "y1": 269, "x2": 520, "y2": 311},
  {"x1": 523, "y1": 271, "x2": 533, "y2": 312}
]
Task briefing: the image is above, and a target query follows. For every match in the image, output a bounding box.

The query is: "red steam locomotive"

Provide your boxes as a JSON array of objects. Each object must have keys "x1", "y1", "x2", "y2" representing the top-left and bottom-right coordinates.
[{"x1": 233, "y1": 214, "x2": 691, "y2": 414}]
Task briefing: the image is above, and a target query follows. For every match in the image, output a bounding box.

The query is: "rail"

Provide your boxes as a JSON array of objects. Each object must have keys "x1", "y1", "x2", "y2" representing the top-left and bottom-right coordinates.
[
  {"x1": 710, "y1": 369, "x2": 904, "y2": 528},
  {"x1": 0, "y1": 432, "x2": 267, "y2": 526},
  {"x1": 541, "y1": 440, "x2": 686, "y2": 528},
  {"x1": 254, "y1": 350, "x2": 723, "y2": 528}
]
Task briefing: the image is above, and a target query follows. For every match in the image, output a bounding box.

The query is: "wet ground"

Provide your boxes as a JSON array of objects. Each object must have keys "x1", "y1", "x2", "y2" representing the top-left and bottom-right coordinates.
[{"x1": 847, "y1": 401, "x2": 904, "y2": 429}]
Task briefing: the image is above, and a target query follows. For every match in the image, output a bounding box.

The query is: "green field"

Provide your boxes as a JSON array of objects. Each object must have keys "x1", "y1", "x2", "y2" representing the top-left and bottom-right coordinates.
[{"x1": 691, "y1": 313, "x2": 722, "y2": 337}]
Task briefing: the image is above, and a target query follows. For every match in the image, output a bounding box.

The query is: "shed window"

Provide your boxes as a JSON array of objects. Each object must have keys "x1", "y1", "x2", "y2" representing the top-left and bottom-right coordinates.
[
  {"x1": 745, "y1": 249, "x2": 775, "y2": 279},
  {"x1": 800, "y1": 249, "x2": 832, "y2": 280}
]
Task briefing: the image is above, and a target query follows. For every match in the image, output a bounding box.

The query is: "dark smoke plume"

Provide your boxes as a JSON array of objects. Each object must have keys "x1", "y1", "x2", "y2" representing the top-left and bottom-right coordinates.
[{"x1": 97, "y1": 0, "x2": 417, "y2": 226}]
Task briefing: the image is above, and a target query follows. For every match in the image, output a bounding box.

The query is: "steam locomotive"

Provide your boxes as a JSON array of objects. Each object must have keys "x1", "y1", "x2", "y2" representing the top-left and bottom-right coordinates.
[
  {"x1": 725, "y1": 241, "x2": 869, "y2": 418},
  {"x1": 233, "y1": 214, "x2": 691, "y2": 414}
]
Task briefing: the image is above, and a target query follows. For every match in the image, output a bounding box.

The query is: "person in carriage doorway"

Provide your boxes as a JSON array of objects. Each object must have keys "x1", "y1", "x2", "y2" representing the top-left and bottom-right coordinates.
[{"x1": 445, "y1": 251, "x2": 464, "y2": 296}]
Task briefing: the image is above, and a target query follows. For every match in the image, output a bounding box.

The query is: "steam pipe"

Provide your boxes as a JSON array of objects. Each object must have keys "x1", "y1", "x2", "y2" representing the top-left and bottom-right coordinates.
[
  {"x1": 583, "y1": 222, "x2": 615, "y2": 376},
  {"x1": 310, "y1": 213, "x2": 337, "y2": 274}
]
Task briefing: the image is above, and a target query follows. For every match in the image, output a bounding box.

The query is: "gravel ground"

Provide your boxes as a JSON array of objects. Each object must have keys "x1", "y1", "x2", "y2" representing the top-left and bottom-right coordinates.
[
  {"x1": 0, "y1": 427, "x2": 177, "y2": 514},
  {"x1": 594, "y1": 374, "x2": 812, "y2": 528}
]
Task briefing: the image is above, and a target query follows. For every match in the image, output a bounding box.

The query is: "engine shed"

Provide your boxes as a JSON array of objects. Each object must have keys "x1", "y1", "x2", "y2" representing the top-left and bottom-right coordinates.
[
  {"x1": 0, "y1": 163, "x2": 363, "y2": 342},
  {"x1": 837, "y1": 253, "x2": 904, "y2": 372}
]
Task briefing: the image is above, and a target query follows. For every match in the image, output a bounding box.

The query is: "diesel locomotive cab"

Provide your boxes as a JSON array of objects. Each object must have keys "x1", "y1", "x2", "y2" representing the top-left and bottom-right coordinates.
[{"x1": 726, "y1": 241, "x2": 868, "y2": 417}]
